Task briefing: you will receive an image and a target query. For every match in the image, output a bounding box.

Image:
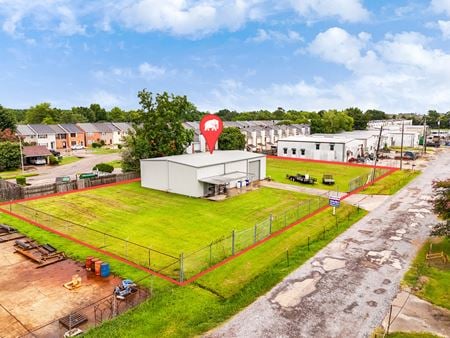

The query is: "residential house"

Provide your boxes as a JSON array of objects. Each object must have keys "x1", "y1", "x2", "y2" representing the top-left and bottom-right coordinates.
[
  {"x1": 28, "y1": 124, "x2": 57, "y2": 149},
  {"x1": 77, "y1": 123, "x2": 102, "y2": 146},
  {"x1": 49, "y1": 124, "x2": 69, "y2": 150},
  {"x1": 112, "y1": 122, "x2": 133, "y2": 144},
  {"x1": 59, "y1": 124, "x2": 85, "y2": 148},
  {"x1": 16, "y1": 125, "x2": 37, "y2": 145}
]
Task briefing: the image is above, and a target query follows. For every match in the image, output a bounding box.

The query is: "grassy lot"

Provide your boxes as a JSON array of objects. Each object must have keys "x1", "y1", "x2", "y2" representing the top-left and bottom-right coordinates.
[
  {"x1": 88, "y1": 147, "x2": 122, "y2": 154},
  {"x1": 0, "y1": 169, "x2": 38, "y2": 180},
  {"x1": 403, "y1": 237, "x2": 450, "y2": 310},
  {"x1": 386, "y1": 332, "x2": 441, "y2": 338},
  {"x1": 105, "y1": 159, "x2": 122, "y2": 168},
  {"x1": 267, "y1": 157, "x2": 373, "y2": 192},
  {"x1": 13, "y1": 183, "x2": 318, "y2": 255},
  {"x1": 58, "y1": 156, "x2": 83, "y2": 166},
  {"x1": 0, "y1": 200, "x2": 365, "y2": 338},
  {"x1": 363, "y1": 170, "x2": 421, "y2": 195}
]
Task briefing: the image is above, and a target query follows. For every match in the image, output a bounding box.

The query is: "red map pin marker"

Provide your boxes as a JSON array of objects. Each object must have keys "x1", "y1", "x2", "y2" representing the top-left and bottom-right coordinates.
[{"x1": 200, "y1": 114, "x2": 223, "y2": 154}]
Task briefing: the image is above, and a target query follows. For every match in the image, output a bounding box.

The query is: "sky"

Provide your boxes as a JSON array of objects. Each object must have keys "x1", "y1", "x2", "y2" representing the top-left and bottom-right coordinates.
[{"x1": 1, "y1": 0, "x2": 450, "y2": 114}]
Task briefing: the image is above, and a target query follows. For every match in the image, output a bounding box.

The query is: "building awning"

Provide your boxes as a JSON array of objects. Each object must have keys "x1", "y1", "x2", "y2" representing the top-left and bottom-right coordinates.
[
  {"x1": 22, "y1": 146, "x2": 52, "y2": 158},
  {"x1": 199, "y1": 172, "x2": 254, "y2": 185}
]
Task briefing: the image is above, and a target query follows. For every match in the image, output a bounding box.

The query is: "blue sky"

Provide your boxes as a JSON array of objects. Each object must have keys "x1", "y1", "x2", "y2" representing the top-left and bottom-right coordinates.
[{"x1": 1, "y1": 0, "x2": 450, "y2": 113}]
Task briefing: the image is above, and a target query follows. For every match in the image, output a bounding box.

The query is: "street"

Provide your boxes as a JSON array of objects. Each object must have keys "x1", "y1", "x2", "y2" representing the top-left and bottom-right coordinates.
[{"x1": 207, "y1": 149, "x2": 449, "y2": 338}]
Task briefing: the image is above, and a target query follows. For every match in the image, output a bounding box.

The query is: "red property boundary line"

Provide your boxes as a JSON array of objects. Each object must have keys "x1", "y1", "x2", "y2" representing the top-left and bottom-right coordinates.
[
  {"x1": 0, "y1": 159, "x2": 399, "y2": 286},
  {"x1": 266, "y1": 155, "x2": 398, "y2": 170}
]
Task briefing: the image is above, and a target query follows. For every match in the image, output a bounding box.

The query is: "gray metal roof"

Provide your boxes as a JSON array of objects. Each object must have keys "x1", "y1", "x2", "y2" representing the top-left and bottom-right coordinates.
[
  {"x1": 93, "y1": 122, "x2": 117, "y2": 133},
  {"x1": 28, "y1": 124, "x2": 56, "y2": 134},
  {"x1": 279, "y1": 135, "x2": 355, "y2": 144},
  {"x1": 16, "y1": 125, "x2": 36, "y2": 136},
  {"x1": 199, "y1": 171, "x2": 253, "y2": 185},
  {"x1": 142, "y1": 150, "x2": 265, "y2": 168}
]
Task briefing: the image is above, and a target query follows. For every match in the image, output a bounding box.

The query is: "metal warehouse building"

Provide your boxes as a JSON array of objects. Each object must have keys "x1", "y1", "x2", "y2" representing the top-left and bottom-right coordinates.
[{"x1": 140, "y1": 150, "x2": 266, "y2": 197}]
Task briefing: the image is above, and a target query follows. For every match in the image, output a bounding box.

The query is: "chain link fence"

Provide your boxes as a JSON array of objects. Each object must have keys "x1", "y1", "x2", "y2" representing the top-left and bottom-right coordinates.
[{"x1": 348, "y1": 168, "x2": 391, "y2": 192}]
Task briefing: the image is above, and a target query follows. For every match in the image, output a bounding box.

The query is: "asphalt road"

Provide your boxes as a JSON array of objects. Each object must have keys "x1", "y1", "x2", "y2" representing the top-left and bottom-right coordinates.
[
  {"x1": 207, "y1": 149, "x2": 449, "y2": 338},
  {"x1": 24, "y1": 151, "x2": 121, "y2": 185}
]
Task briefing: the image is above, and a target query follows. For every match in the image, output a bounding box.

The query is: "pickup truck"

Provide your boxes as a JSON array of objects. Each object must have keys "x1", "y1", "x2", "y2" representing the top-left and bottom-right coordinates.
[{"x1": 286, "y1": 173, "x2": 317, "y2": 184}]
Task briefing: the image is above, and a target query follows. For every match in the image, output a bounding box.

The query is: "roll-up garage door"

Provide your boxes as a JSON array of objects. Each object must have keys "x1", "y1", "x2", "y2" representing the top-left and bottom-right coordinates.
[{"x1": 248, "y1": 160, "x2": 260, "y2": 180}]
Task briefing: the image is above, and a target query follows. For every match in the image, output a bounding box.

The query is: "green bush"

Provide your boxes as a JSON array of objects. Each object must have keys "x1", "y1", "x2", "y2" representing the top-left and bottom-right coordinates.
[
  {"x1": 93, "y1": 163, "x2": 114, "y2": 173},
  {"x1": 100, "y1": 140, "x2": 106, "y2": 146},
  {"x1": 92, "y1": 142, "x2": 102, "y2": 148},
  {"x1": 49, "y1": 155, "x2": 59, "y2": 165},
  {"x1": 117, "y1": 144, "x2": 122, "y2": 150},
  {"x1": 0, "y1": 142, "x2": 21, "y2": 171},
  {"x1": 16, "y1": 176, "x2": 26, "y2": 185}
]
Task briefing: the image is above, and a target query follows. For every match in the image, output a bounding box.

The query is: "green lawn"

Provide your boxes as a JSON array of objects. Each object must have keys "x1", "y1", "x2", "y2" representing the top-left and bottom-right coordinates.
[
  {"x1": 88, "y1": 147, "x2": 121, "y2": 154},
  {"x1": 0, "y1": 199, "x2": 365, "y2": 338},
  {"x1": 403, "y1": 237, "x2": 450, "y2": 310},
  {"x1": 267, "y1": 157, "x2": 373, "y2": 192},
  {"x1": 0, "y1": 169, "x2": 38, "y2": 180},
  {"x1": 105, "y1": 159, "x2": 122, "y2": 168},
  {"x1": 15, "y1": 183, "x2": 313, "y2": 254},
  {"x1": 386, "y1": 332, "x2": 442, "y2": 338},
  {"x1": 58, "y1": 155, "x2": 83, "y2": 166},
  {"x1": 363, "y1": 170, "x2": 421, "y2": 195}
]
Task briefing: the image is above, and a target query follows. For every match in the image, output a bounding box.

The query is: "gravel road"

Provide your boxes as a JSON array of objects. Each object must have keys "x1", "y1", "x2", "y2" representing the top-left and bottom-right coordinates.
[{"x1": 207, "y1": 149, "x2": 449, "y2": 338}]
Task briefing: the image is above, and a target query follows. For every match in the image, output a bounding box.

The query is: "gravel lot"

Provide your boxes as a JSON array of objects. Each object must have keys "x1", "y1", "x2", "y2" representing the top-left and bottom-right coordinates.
[{"x1": 207, "y1": 149, "x2": 449, "y2": 338}]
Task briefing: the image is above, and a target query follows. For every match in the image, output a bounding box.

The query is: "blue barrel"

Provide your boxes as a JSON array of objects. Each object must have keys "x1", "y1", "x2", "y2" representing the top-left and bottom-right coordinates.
[{"x1": 100, "y1": 262, "x2": 110, "y2": 277}]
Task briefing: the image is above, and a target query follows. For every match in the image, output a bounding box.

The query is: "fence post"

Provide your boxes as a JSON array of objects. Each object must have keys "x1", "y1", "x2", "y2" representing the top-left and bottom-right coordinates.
[
  {"x1": 269, "y1": 214, "x2": 272, "y2": 235},
  {"x1": 253, "y1": 224, "x2": 257, "y2": 243},
  {"x1": 386, "y1": 304, "x2": 393, "y2": 334},
  {"x1": 286, "y1": 249, "x2": 289, "y2": 266},
  {"x1": 179, "y1": 253, "x2": 184, "y2": 283},
  {"x1": 308, "y1": 199, "x2": 311, "y2": 213},
  {"x1": 148, "y1": 249, "x2": 151, "y2": 269},
  {"x1": 317, "y1": 196, "x2": 321, "y2": 209},
  {"x1": 231, "y1": 230, "x2": 235, "y2": 255},
  {"x1": 323, "y1": 226, "x2": 325, "y2": 240},
  {"x1": 307, "y1": 236, "x2": 310, "y2": 251},
  {"x1": 209, "y1": 243, "x2": 212, "y2": 266}
]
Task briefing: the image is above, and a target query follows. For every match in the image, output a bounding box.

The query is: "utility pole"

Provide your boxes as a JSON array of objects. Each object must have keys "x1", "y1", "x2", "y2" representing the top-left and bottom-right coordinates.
[
  {"x1": 18, "y1": 136, "x2": 24, "y2": 174},
  {"x1": 372, "y1": 126, "x2": 383, "y2": 182},
  {"x1": 438, "y1": 119, "x2": 441, "y2": 145},
  {"x1": 422, "y1": 117, "x2": 427, "y2": 155},
  {"x1": 400, "y1": 121, "x2": 404, "y2": 170}
]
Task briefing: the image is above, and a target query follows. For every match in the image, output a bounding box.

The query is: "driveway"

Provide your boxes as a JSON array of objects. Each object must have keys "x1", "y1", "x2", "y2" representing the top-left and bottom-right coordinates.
[
  {"x1": 207, "y1": 149, "x2": 449, "y2": 338},
  {"x1": 24, "y1": 151, "x2": 121, "y2": 185}
]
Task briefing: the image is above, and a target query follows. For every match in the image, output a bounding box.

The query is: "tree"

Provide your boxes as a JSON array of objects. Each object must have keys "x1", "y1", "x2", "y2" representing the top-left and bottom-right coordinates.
[
  {"x1": 0, "y1": 142, "x2": 21, "y2": 171},
  {"x1": 121, "y1": 90, "x2": 194, "y2": 172},
  {"x1": 218, "y1": 127, "x2": 246, "y2": 150},
  {"x1": 26, "y1": 103, "x2": 57, "y2": 124},
  {"x1": 432, "y1": 179, "x2": 450, "y2": 220},
  {"x1": 0, "y1": 129, "x2": 18, "y2": 142},
  {"x1": 365, "y1": 109, "x2": 386, "y2": 121},
  {"x1": 0, "y1": 105, "x2": 16, "y2": 131},
  {"x1": 430, "y1": 221, "x2": 449, "y2": 237},
  {"x1": 345, "y1": 107, "x2": 367, "y2": 130},
  {"x1": 90, "y1": 103, "x2": 108, "y2": 121},
  {"x1": 109, "y1": 107, "x2": 126, "y2": 122}
]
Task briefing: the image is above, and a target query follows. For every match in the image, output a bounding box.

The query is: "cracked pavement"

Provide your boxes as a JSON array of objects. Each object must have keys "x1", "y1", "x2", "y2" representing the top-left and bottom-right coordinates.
[{"x1": 207, "y1": 149, "x2": 449, "y2": 338}]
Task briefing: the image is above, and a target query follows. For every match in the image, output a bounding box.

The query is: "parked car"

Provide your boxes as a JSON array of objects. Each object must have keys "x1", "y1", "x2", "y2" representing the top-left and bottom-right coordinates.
[
  {"x1": 29, "y1": 157, "x2": 46, "y2": 165},
  {"x1": 49, "y1": 149, "x2": 61, "y2": 156},
  {"x1": 71, "y1": 144, "x2": 84, "y2": 150},
  {"x1": 322, "y1": 174, "x2": 335, "y2": 185}
]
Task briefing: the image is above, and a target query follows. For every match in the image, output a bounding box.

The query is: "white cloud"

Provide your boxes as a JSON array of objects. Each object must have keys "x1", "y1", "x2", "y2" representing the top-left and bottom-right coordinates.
[
  {"x1": 117, "y1": 0, "x2": 266, "y2": 37},
  {"x1": 249, "y1": 29, "x2": 302, "y2": 43},
  {"x1": 201, "y1": 27, "x2": 450, "y2": 113},
  {"x1": 138, "y1": 62, "x2": 166, "y2": 78},
  {"x1": 289, "y1": 0, "x2": 370, "y2": 22},
  {"x1": 91, "y1": 90, "x2": 122, "y2": 108},
  {"x1": 0, "y1": 0, "x2": 85, "y2": 37},
  {"x1": 438, "y1": 20, "x2": 450, "y2": 39},
  {"x1": 431, "y1": 0, "x2": 450, "y2": 16}
]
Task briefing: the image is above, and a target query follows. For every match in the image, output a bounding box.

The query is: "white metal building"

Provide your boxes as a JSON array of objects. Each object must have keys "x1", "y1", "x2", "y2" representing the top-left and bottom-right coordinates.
[
  {"x1": 277, "y1": 135, "x2": 362, "y2": 162},
  {"x1": 140, "y1": 150, "x2": 266, "y2": 197}
]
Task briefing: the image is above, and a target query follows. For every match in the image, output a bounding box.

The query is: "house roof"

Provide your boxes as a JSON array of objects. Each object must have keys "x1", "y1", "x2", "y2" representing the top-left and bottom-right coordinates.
[
  {"x1": 279, "y1": 135, "x2": 356, "y2": 144},
  {"x1": 22, "y1": 145, "x2": 52, "y2": 157},
  {"x1": 99, "y1": 122, "x2": 120, "y2": 132},
  {"x1": 48, "y1": 124, "x2": 67, "y2": 134},
  {"x1": 59, "y1": 124, "x2": 84, "y2": 133},
  {"x1": 28, "y1": 124, "x2": 56, "y2": 134},
  {"x1": 76, "y1": 123, "x2": 98, "y2": 133},
  {"x1": 112, "y1": 122, "x2": 132, "y2": 132},
  {"x1": 16, "y1": 125, "x2": 35, "y2": 136},
  {"x1": 141, "y1": 150, "x2": 265, "y2": 168}
]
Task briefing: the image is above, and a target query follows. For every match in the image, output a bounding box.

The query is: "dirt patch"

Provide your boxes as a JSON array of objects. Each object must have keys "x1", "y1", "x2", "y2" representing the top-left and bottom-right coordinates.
[
  {"x1": 388, "y1": 202, "x2": 401, "y2": 211},
  {"x1": 0, "y1": 238, "x2": 148, "y2": 338}
]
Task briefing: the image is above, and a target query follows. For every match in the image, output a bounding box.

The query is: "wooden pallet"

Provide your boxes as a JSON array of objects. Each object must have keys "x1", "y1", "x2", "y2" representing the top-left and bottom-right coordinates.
[{"x1": 0, "y1": 233, "x2": 25, "y2": 243}]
